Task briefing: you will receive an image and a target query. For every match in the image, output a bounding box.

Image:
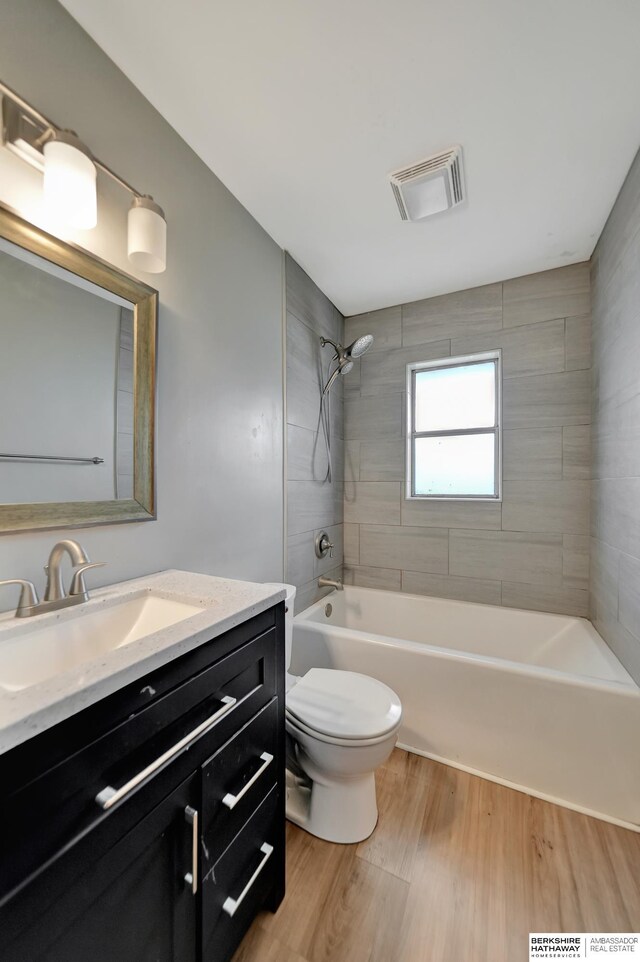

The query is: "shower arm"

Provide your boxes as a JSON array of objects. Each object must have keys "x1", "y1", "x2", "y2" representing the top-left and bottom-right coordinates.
[{"x1": 319, "y1": 336, "x2": 341, "y2": 356}]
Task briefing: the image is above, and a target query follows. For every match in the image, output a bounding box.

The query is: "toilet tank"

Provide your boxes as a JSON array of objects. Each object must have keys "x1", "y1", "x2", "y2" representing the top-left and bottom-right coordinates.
[{"x1": 263, "y1": 583, "x2": 296, "y2": 671}]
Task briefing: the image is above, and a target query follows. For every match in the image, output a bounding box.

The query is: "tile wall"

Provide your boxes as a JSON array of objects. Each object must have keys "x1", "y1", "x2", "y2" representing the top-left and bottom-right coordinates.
[
  {"x1": 286, "y1": 254, "x2": 344, "y2": 612},
  {"x1": 591, "y1": 146, "x2": 640, "y2": 683},
  {"x1": 343, "y1": 264, "x2": 592, "y2": 616}
]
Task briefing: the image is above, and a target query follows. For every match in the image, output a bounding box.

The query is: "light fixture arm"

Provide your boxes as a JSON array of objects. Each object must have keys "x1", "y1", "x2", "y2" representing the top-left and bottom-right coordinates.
[{"x1": 0, "y1": 77, "x2": 144, "y2": 200}]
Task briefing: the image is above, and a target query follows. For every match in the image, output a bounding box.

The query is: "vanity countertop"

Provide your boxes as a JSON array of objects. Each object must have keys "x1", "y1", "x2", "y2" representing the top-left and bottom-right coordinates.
[{"x1": 0, "y1": 569, "x2": 285, "y2": 755}]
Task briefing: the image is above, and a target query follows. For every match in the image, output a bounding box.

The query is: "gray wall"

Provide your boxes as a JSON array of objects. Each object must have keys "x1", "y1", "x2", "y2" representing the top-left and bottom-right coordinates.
[
  {"x1": 285, "y1": 255, "x2": 344, "y2": 612},
  {"x1": 0, "y1": 0, "x2": 284, "y2": 605},
  {"x1": 591, "y1": 147, "x2": 640, "y2": 684},
  {"x1": 343, "y1": 264, "x2": 592, "y2": 616}
]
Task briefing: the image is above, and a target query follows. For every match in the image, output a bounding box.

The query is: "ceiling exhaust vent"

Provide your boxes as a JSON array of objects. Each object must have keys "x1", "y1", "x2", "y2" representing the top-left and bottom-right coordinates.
[{"x1": 390, "y1": 145, "x2": 465, "y2": 221}]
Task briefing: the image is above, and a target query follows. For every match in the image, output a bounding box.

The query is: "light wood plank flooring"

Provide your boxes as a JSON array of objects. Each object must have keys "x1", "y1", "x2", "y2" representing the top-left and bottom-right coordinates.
[{"x1": 233, "y1": 750, "x2": 640, "y2": 962}]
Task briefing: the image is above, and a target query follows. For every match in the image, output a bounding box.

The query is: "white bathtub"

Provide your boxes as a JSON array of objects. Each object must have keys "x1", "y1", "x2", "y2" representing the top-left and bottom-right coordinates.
[{"x1": 292, "y1": 586, "x2": 640, "y2": 831}]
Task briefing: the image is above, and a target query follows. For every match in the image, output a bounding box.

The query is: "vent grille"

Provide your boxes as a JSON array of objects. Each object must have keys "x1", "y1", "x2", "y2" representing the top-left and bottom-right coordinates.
[
  {"x1": 390, "y1": 182, "x2": 408, "y2": 220},
  {"x1": 391, "y1": 149, "x2": 458, "y2": 183},
  {"x1": 389, "y1": 145, "x2": 465, "y2": 220}
]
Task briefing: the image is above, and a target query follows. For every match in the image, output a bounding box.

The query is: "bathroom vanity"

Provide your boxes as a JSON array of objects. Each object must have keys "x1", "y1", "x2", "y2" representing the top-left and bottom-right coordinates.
[{"x1": 0, "y1": 571, "x2": 286, "y2": 962}]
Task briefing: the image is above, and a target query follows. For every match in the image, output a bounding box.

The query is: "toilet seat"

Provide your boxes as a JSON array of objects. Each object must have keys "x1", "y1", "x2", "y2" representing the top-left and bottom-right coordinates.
[
  {"x1": 286, "y1": 668, "x2": 402, "y2": 741},
  {"x1": 286, "y1": 710, "x2": 399, "y2": 748}
]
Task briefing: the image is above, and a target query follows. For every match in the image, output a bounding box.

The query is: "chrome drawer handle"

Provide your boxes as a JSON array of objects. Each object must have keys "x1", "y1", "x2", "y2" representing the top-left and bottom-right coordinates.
[
  {"x1": 184, "y1": 805, "x2": 198, "y2": 895},
  {"x1": 222, "y1": 752, "x2": 274, "y2": 810},
  {"x1": 95, "y1": 695, "x2": 237, "y2": 810},
  {"x1": 222, "y1": 842, "x2": 273, "y2": 918}
]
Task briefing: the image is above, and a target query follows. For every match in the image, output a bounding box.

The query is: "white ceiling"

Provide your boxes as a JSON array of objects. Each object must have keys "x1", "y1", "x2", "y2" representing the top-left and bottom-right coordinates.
[{"x1": 61, "y1": 0, "x2": 640, "y2": 316}]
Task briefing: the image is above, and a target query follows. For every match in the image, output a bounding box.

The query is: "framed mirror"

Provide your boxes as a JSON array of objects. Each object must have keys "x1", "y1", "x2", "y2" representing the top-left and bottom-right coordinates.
[{"x1": 0, "y1": 205, "x2": 157, "y2": 533}]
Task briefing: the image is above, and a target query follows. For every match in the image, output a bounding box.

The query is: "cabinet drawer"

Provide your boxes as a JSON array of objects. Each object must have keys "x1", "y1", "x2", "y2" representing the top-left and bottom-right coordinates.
[
  {"x1": 202, "y1": 698, "x2": 279, "y2": 868},
  {"x1": 202, "y1": 785, "x2": 280, "y2": 962},
  {"x1": 0, "y1": 627, "x2": 277, "y2": 903}
]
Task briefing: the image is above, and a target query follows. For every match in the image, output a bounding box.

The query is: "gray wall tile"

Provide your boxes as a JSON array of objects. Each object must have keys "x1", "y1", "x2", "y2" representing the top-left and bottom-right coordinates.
[
  {"x1": 343, "y1": 522, "x2": 360, "y2": 564},
  {"x1": 501, "y1": 582, "x2": 589, "y2": 618},
  {"x1": 287, "y1": 531, "x2": 315, "y2": 586},
  {"x1": 450, "y1": 530, "x2": 563, "y2": 585},
  {"x1": 402, "y1": 498, "x2": 502, "y2": 530},
  {"x1": 563, "y1": 535, "x2": 590, "y2": 590},
  {"x1": 591, "y1": 146, "x2": 640, "y2": 298},
  {"x1": 288, "y1": 424, "x2": 326, "y2": 481},
  {"x1": 503, "y1": 263, "x2": 590, "y2": 328},
  {"x1": 344, "y1": 306, "x2": 402, "y2": 352},
  {"x1": 591, "y1": 477, "x2": 640, "y2": 560},
  {"x1": 344, "y1": 482, "x2": 401, "y2": 524},
  {"x1": 562, "y1": 425, "x2": 591, "y2": 480},
  {"x1": 502, "y1": 480, "x2": 590, "y2": 534},
  {"x1": 503, "y1": 428, "x2": 562, "y2": 480},
  {"x1": 286, "y1": 312, "x2": 323, "y2": 432},
  {"x1": 503, "y1": 370, "x2": 590, "y2": 429},
  {"x1": 360, "y1": 440, "x2": 405, "y2": 481},
  {"x1": 344, "y1": 440, "x2": 360, "y2": 483},
  {"x1": 402, "y1": 571, "x2": 502, "y2": 606},
  {"x1": 343, "y1": 564, "x2": 402, "y2": 591},
  {"x1": 565, "y1": 315, "x2": 591, "y2": 371},
  {"x1": 402, "y1": 283, "x2": 502, "y2": 346},
  {"x1": 592, "y1": 391, "x2": 640, "y2": 481},
  {"x1": 288, "y1": 480, "x2": 344, "y2": 536},
  {"x1": 590, "y1": 537, "x2": 620, "y2": 625},
  {"x1": 360, "y1": 340, "x2": 450, "y2": 397},
  {"x1": 451, "y1": 319, "x2": 565, "y2": 379},
  {"x1": 344, "y1": 394, "x2": 403, "y2": 440},
  {"x1": 617, "y1": 553, "x2": 640, "y2": 641},
  {"x1": 360, "y1": 524, "x2": 448, "y2": 574}
]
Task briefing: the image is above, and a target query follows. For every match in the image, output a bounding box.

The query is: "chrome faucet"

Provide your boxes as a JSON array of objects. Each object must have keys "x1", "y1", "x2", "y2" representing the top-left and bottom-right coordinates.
[
  {"x1": 318, "y1": 575, "x2": 343, "y2": 592},
  {"x1": 0, "y1": 540, "x2": 106, "y2": 618}
]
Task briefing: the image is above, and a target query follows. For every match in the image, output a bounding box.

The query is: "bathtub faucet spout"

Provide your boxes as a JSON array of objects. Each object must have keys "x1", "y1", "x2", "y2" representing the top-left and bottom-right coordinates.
[{"x1": 318, "y1": 576, "x2": 343, "y2": 592}]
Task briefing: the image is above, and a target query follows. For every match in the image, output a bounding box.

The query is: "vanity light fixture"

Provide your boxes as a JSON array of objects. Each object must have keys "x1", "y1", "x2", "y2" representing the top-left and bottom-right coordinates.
[
  {"x1": 43, "y1": 129, "x2": 97, "y2": 229},
  {"x1": 128, "y1": 195, "x2": 166, "y2": 274},
  {"x1": 0, "y1": 79, "x2": 167, "y2": 272}
]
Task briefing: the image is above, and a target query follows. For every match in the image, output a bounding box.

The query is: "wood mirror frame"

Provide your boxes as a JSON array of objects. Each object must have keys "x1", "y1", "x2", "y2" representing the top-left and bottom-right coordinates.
[{"x1": 0, "y1": 205, "x2": 157, "y2": 533}]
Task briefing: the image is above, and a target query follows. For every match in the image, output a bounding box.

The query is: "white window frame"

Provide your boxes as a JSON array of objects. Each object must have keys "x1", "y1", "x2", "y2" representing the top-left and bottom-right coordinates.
[{"x1": 405, "y1": 350, "x2": 502, "y2": 502}]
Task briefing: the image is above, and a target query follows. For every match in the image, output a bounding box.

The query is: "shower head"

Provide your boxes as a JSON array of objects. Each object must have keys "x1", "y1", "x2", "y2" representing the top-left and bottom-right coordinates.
[
  {"x1": 319, "y1": 332, "x2": 373, "y2": 395},
  {"x1": 347, "y1": 333, "x2": 374, "y2": 359}
]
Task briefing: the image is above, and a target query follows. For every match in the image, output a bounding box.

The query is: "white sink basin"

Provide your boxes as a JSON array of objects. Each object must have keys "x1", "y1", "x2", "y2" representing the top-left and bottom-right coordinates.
[{"x1": 0, "y1": 593, "x2": 205, "y2": 692}]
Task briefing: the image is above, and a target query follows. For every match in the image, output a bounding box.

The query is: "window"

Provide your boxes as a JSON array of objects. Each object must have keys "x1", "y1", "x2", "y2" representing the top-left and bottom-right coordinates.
[{"x1": 406, "y1": 351, "x2": 501, "y2": 500}]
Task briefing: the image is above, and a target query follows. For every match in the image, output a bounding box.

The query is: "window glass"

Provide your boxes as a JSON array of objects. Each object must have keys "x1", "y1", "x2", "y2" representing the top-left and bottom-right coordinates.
[
  {"x1": 414, "y1": 361, "x2": 496, "y2": 433},
  {"x1": 414, "y1": 434, "x2": 495, "y2": 497}
]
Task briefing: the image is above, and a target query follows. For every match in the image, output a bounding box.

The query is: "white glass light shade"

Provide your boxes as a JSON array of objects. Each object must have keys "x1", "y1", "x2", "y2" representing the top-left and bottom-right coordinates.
[
  {"x1": 43, "y1": 135, "x2": 97, "y2": 229},
  {"x1": 128, "y1": 196, "x2": 167, "y2": 273}
]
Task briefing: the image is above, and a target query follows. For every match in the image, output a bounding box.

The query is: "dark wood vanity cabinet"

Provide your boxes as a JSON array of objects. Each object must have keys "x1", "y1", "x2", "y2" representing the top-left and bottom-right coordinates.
[{"x1": 0, "y1": 602, "x2": 286, "y2": 962}]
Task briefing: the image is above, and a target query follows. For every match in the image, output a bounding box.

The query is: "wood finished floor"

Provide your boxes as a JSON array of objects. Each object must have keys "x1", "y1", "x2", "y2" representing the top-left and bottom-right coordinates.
[{"x1": 233, "y1": 750, "x2": 640, "y2": 962}]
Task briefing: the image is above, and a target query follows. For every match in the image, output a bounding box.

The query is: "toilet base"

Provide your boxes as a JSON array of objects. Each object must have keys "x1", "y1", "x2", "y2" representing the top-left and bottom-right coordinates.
[{"x1": 285, "y1": 767, "x2": 378, "y2": 844}]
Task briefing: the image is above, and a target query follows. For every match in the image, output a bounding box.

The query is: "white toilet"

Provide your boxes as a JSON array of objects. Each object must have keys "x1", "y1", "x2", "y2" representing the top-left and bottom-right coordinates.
[{"x1": 266, "y1": 583, "x2": 402, "y2": 844}]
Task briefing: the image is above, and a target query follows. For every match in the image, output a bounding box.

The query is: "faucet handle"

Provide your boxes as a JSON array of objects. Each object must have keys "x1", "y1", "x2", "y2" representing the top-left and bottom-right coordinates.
[
  {"x1": 0, "y1": 579, "x2": 40, "y2": 617},
  {"x1": 68, "y1": 562, "x2": 106, "y2": 599},
  {"x1": 315, "y1": 531, "x2": 334, "y2": 559}
]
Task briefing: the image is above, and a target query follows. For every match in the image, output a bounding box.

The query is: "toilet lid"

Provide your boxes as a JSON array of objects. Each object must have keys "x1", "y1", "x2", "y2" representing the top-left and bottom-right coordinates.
[{"x1": 286, "y1": 668, "x2": 402, "y2": 740}]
